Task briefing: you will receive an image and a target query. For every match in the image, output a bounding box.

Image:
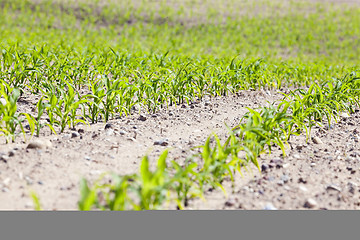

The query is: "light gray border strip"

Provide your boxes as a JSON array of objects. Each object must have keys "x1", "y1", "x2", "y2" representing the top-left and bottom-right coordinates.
[{"x1": 0, "y1": 211, "x2": 358, "y2": 240}]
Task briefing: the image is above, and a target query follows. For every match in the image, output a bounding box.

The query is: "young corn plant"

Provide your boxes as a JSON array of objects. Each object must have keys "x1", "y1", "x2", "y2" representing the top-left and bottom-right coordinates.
[
  {"x1": 0, "y1": 81, "x2": 25, "y2": 142},
  {"x1": 229, "y1": 105, "x2": 292, "y2": 169},
  {"x1": 196, "y1": 135, "x2": 234, "y2": 194},
  {"x1": 84, "y1": 78, "x2": 106, "y2": 123},
  {"x1": 79, "y1": 150, "x2": 173, "y2": 211},
  {"x1": 102, "y1": 76, "x2": 121, "y2": 122},
  {"x1": 30, "y1": 97, "x2": 56, "y2": 136},
  {"x1": 78, "y1": 173, "x2": 136, "y2": 211},
  {"x1": 53, "y1": 82, "x2": 88, "y2": 132},
  {"x1": 44, "y1": 93, "x2": 60, "y2": 131},
  {"x1": 30, "y1": 191, "x2": 42, "y2": 211},
  {"x1": 170, "y1": 158, "x2": 203, "y2": 209},
  {"x1": 281, "y1": 79, "x2": 359, "y2": 140},
  {"x1": 324, "y1": 74, "x2": 360, "y2": 114},
  {"x1": 132, "y1": 150, "x2": 172, "y2": 210}
]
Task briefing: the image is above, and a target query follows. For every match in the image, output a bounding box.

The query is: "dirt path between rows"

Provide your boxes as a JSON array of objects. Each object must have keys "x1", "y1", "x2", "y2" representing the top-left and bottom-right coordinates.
[{"x1": 1, "y1": 90, "x2": 360, "y2": 210}]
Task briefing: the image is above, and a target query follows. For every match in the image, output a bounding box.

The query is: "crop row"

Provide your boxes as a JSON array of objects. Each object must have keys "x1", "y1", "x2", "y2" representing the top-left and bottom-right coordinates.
[
  {"x1": 1, "y1": 46, "x2": 357, "y2": 142},
  {"x1": 77, "y1": 73, "x2": 360, "y2": 210}
]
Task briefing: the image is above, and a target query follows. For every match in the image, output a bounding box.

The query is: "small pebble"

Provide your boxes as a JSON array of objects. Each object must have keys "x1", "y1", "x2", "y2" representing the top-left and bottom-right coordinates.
[
  {"x1": 304, "y1": 198, "x2": 317, "y2": 208},
  {"x1": 348, "y1": 181, "x2": 358, "y2": 187},
  {"x1": 261, "y1": 164, "x2": 269, "y2": 172},
  {"x1": 24, "y1": 202, "x2": 33, "y2": 208},
  {"x1": 8, "y1": 150, "x2": 15, "y2": 157},
  {"x1": 299, "y1": 185, "x2": 308, "y2": 192},
  {"x1": 283, "y1": 163, "x2": 290, "y2": 169},
  {"x1": 154, "y1": 139, "x2": 169, "y2": 146},
  {"x1": 312, "y1": 136, "x2": 323, "y2": 144},
  {"x1": 110, "y1": 145, "x2": 119, "y2": 150},
  {"x1": 119, "y1": 130, "x2": 128, "y2": 135},
  {"x1": 195, "y1": 134, "x2": 202, "y2": 139},
  {"x1": 106, "y1": 129, "x2": 114, "y2": 136},
  {"x1": 270, "y1": 158, "x2": 282, "y2": 164},
  {"x1": 264, "y1": 202, "x2": 277, "y2": 210},
  {"x1": 27, "y1": 139, "x2": 52, "y2": 149},
  {"x1": 326, "y1": 184, "x2": 342, "y2": 192},
  {"x1": 63, "y1": 134, "x2": 72, "y2": 139},
  {"x1": 138, "y1": 115, "x2": 147, "y2": 121},
  {"x1": 270, "y1": 159, "x2": 283, "y2": 168},
  {"x1": 90, "y1": 170, "x2": 102, "y2": 176},
  {"x1": 348, "y1": 182, "x2": 358, "y2": 194},
  {"x1": 265, "y1": 176, "x2": 275, "y2": 182},
  {"x1": 298, "y1": 177, "x2": 307, "y2": 184},
  {"x1": 71, "y1": 132, "x2": 80, "y2": 138},
  {"x1": 25, "y1": 176, "x2": 33, "y2": 185},
  {"x1": 0, "y1": 154, "x2": 9, "y2": 162},
  {"x1": 224, "y1": 198, "x2": 236, "y2": 207},
  {"x1": 84, "y1": 156, "x2": 91, "y2": 161},
  {"x1": 3, "y1": 178, "x2": 11, "y2": 187},
  {"x1": 281, "y1": 175, "x2": 289, "y2": 183}
]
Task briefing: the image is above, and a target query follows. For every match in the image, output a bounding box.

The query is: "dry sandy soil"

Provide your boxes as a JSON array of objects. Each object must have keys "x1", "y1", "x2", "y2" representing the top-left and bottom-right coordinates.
[{"x1": 1, "y1": 89, "x2": 360, "y2": 210}]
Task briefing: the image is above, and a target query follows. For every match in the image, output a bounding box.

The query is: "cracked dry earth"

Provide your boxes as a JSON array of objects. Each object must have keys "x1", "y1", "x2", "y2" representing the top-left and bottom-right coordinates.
[{"x1": 1, "y1": 90, "x2": 360, "y2": 210}]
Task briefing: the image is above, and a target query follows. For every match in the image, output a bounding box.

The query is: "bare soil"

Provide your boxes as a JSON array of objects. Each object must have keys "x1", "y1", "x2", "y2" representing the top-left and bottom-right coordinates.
[{"x1": 1, "y1": 89, "x2": 360, "y2": 210}]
